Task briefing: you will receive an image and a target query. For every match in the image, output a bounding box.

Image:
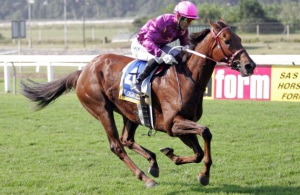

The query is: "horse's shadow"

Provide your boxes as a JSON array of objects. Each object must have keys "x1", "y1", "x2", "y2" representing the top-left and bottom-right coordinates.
[{"x1": 159, "y1": 182, "x2": 300, "y2": 195}]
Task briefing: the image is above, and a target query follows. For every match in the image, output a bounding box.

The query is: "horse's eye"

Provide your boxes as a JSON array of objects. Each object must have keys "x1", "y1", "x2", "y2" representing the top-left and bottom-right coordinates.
[{"x1": 224, "y1": 39, "x2": 231, "y2": 46}]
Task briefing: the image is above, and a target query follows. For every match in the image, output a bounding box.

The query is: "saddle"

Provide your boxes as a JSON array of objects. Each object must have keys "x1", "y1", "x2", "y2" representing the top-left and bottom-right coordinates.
[{"x1": 118, "y1": 59, "x2": 164, "y2": 132}]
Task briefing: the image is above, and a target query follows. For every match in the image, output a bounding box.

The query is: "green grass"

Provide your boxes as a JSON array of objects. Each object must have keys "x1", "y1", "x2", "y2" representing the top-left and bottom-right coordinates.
[{"x1": 0, "y1": 92, "x2": 299, "y2": 194}]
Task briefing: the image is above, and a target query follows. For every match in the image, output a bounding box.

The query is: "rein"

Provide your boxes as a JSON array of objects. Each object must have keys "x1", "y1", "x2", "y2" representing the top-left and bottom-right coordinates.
[
  {"x1": 183, "y1": 27, "x2": 244, "y2": 67},
  {"x1": 171, "y1": 27, "x2": 244, "y2": 67},
  {"x1": 168, "y1": 26, "x2": 245, "y2": 106}
]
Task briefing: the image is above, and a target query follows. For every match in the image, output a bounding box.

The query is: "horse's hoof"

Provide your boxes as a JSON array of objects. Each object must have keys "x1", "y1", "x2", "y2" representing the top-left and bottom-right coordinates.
[
  {"x1": 160, "y1": 147, "x2": 174, "y2": 155},
  {"x1": 197, "y1": 173, "x2": 209, "y2": 186},
  {"x1": 145, "y1": 180, "x2": 158, "y2": 188},
  {"x1": 148, "y1": 166, "x2": 159, "y2": 178}
]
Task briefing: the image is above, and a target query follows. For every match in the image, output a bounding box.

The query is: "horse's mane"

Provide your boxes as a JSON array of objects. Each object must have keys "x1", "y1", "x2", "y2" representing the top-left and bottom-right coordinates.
[
  {"x1": 188, "y1": 20, "x2": 227, "y2": 49},
  {"x1": 188, "y1": 29, "x2": 210, "y2": 49}
]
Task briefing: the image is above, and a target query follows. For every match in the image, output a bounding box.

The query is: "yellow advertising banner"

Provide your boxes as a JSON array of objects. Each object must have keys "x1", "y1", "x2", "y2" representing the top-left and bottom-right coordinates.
[{"x1": 271, "y1": 66, "x2": 300, "y2": 102}]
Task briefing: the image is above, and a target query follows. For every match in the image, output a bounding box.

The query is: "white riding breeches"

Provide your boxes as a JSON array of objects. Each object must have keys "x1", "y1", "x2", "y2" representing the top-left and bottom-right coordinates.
[{"x1": 131, "y1": 38, "x2": 179, "y2": 63}]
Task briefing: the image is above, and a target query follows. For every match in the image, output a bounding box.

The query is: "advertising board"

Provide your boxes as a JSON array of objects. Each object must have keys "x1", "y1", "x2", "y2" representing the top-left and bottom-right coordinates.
[
  {"x1": 204, "y1": 65, "x2": 299, "y2": 102},
  {"x1": 213, "y1": 66, "x2": 271, "y2": 100},
  {"x1": 271, "y1": 66, "x2": 300, "y2": 101}
]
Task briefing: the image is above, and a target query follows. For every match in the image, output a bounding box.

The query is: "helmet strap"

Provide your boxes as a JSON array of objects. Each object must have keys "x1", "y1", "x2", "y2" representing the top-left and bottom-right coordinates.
[{"x1": 176, "y1": 13, "x2": 183, "y2": 30}]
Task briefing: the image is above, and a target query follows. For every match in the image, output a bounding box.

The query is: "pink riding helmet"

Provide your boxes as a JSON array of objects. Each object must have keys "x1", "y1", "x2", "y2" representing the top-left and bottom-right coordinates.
[{"x1": 174, "y1": 1, "x2": 200, "y2": 20}]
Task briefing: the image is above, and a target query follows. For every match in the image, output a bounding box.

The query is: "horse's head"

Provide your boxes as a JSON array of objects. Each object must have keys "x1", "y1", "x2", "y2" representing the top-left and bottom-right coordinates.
[{"x1": 191, "y1": 19, "x2": 256, "y2": 77}]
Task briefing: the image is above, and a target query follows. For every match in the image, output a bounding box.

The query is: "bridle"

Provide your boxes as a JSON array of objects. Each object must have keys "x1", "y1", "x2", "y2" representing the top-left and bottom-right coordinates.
[
  {"x1": 178, "y1": 26, "x2": 245, "y2": 68},
  {"x1": 210, "y1": 26, "x2": 245, "y2": 68},
  {"x1": 169, "y1": 27, "x2": 246, "y2": 105}
]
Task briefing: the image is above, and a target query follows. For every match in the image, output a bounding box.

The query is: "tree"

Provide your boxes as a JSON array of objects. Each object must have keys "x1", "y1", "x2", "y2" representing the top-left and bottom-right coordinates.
[
  {"x1": 197, "y1": 3, "x2": 223, "y2": 23},
  {"x1": 279, "y1": 2, "x2": 300, "y2": 25},
  {"x1": 238, "y1": 0, "x2": 284, "y2": 33},
  {"x1": 238, "y1": 0, "x2": 267, "y2": 32},
  {"x1": 238, "y1": 0, "x2": 266, "y2": 21}
]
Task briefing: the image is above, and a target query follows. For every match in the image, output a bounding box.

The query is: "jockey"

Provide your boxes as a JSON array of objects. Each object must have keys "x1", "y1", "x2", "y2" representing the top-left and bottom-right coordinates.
[{"x1": 130, "y1": 1, "x2": 200, "y2": 94}]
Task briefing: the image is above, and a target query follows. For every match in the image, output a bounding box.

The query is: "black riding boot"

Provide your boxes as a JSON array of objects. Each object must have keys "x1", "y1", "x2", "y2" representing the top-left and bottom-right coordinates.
[{"x1": 131, "y1": 58, "x2": 157, "y2": 94}]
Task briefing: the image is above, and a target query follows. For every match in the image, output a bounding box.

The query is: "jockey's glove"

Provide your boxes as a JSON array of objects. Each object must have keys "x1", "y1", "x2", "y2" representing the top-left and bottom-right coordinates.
[
  {"x1": 161, "y1": 52, "x2": 178, "y2": 65},
  {"x1": 182, "y1": 45, "x2": 190, "y2": 51}
]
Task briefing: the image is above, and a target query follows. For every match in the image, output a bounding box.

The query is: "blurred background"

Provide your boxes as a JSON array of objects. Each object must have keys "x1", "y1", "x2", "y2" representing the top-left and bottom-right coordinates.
[{"x1": 0, "y1": 0, "x2": 299, "y2": 55}]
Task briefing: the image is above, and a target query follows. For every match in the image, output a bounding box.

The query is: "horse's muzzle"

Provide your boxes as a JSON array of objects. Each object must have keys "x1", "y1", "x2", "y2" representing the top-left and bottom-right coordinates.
[{"x1": 240, "y1": 61, "x2": 256, "y2": 77}]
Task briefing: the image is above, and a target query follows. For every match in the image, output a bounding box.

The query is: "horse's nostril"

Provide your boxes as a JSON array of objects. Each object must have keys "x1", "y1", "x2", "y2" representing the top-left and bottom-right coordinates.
[{"x1": 245, "y1": 63, "x2": 252, "y2": 70}]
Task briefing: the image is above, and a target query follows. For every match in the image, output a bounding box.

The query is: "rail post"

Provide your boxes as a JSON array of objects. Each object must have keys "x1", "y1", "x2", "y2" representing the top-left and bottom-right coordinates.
[
  {"x1": 4, "y1": 62, "x2": 10, "y2": 93},
  {"x1": 47, "y1": 62, "x2": 53, "y2": 82}
]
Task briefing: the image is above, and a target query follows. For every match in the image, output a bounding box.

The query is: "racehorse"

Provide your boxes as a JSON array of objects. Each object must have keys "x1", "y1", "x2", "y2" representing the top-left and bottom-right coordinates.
[{"x1": 21, "y1": 19, "x2": 256, "y2": 188}]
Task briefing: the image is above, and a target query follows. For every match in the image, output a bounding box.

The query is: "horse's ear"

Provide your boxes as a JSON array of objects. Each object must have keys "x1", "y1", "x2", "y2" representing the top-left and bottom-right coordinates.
[
  {"x1": 209, "y1": 20, "x2": 218, "y2": 30},
  {"x1": 219, "y1": 17, "x2": 226, "y2": 24},
  {"x1": 219, "y1": 17, "x2": 227, "y2": 26}
]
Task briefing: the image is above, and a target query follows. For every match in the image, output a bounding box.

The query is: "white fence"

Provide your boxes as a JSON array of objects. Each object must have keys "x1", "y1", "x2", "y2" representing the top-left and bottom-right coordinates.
[
  {"x1": 1, "y1": 55, "x2": 300, "y2": 93},
  {"x1": 0, "y1": 55, "x2": 97, "y2": 93}
]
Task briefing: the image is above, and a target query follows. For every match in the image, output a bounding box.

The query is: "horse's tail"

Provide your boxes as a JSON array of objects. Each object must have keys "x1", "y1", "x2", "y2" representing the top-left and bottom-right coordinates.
[{"x1": 21, "y1": 70, "x2": 82, "y2": 110}]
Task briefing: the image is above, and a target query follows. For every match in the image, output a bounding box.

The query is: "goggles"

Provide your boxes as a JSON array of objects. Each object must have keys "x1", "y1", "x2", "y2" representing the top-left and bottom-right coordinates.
[{"x1": 181, "y1": 17, "x2": 193, "y2": 24}]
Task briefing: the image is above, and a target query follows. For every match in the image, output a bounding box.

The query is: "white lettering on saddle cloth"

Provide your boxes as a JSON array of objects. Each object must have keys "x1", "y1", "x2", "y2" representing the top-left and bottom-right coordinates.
[{"x1": 118, "y1": 60, "x2": 147, "y2": 104}]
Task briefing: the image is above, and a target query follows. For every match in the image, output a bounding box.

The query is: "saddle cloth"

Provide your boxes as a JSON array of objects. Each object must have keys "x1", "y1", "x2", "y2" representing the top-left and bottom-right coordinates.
[
  {"x1": 118, "y1": 59, "x2": 164, "y2": 129},
  {"x1": 118, "y1": 59, "x2": 163, "y2": 104}
]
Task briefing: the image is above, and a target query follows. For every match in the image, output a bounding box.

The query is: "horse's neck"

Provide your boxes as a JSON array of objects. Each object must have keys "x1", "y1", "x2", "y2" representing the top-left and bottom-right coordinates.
[{"x1": 187, "y1": 42, "x2": 216, "y2": 91}]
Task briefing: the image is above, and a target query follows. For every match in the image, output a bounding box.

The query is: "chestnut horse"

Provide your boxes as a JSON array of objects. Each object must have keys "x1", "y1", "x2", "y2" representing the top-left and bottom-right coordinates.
[{"x1": 21, "y1": 19, "x2": 256, "y2": 188}]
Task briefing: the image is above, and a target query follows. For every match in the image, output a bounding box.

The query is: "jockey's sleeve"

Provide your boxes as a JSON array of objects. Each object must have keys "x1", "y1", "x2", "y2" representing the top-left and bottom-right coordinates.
[
  {"x1": 141, "y1": 15, "x2": 168, "y2": 57},
  {"x1": 141, "y1": 38, "x2": 162, "y2": 57}
]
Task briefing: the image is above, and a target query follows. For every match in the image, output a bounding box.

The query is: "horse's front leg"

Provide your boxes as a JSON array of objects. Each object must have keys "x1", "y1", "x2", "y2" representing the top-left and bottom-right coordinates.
[{"x1": 162, "y1": 116, "x2": 212, "y2": 186}]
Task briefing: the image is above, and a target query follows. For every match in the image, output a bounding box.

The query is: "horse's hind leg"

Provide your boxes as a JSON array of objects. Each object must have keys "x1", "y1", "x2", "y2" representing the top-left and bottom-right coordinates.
[
  {"x1": 120, "y1": 117, "x2": 159, "y2": 178},
  {"x1": 79, "y1": 97, "x2": 157, "y2": 188}
]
